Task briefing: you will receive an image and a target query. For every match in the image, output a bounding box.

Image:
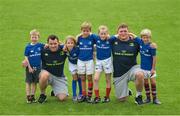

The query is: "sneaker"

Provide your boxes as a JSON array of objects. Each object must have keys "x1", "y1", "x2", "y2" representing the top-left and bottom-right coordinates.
[
  {"x1": 86, "y1": 96, "x2": 92, "y2": 103},
  {"x1": 72, "y1": 96, "x2": 77, "y2": 102},
  {"x1": 51, "y1": 90, "x2": 55, "y2": 96},
  {"x1": 135, "y1": 95, "x2": 143, "y2": 105},
  {"x1": 38, "y1": 94, "x2": 47, "y2": 103},
  {"x1": 27, "y1": 99, "x2": 32, "y2": 104},
  {"x1": 77, "y1": 95, "x2": 86, "y2": 103},
  {"x1": 144, "y1": 98, "x2": 151, "y2": 104},
  {"x1": 31, "y1": 96, "x2": 37, "y2": 103},
  {"x1": 102, "y1": 96, "x2": 110, "y2": 103},
  {"x1": 93, "y1": 97, "x2": 101, "y2": 104},
  {"x1": 26, "y1": 95, "x2": 32, "y2": 104},
  {"x1": 153, "y1": 98, "x2": 161, "y2": 105},
  {"x1": 128, "y1": 89, "x2": 133, "y2": 96}
]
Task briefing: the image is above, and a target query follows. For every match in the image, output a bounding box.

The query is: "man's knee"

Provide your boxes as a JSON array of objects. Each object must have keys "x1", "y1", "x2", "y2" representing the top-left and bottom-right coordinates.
[
  {"x1": 39, "y1": 70, "x2": 50, "y2": 81},
  {"x1": 118, "y1": 96, "x2": 128, "y2": 102},
  {"x1": 57, "y1": 94, "x2": 67, "y2": 101}
]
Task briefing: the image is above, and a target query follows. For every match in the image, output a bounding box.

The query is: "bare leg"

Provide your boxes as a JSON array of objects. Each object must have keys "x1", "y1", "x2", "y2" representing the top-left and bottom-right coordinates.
[{"x1": 39, "y1": 70, "x2": 50, "y2": 94}]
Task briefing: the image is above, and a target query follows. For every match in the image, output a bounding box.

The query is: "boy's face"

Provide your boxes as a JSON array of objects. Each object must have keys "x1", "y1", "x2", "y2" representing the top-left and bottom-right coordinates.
[
  {"x1": 117, "y1": 27, "x2": 129, "y2": 40},
  {"x1": 48, "y1": 39, "x2": 59, "y2": 52},
  {"x1": 66, "y1": 39, "x2": 75, "y2": 51},
  {"x1": 81, "y1": 28, "x2": 91, "y2": 38},
  {"x1": 99, "y1": 30, "x2": 108, "y2": 40},
  {"x1": 141, "y1": 35, "x2": 151, "y2": 44},
  {"x1": 30, "y1": 35, "x2": 39, "y2": 44}
]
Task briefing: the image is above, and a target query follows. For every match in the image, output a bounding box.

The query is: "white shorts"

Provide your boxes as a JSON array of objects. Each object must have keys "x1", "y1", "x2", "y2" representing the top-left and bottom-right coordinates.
[
  {"x1": 68, "y1": 61, "x2": 78, "y2": 75},
  {"x1": 141, "y1": 69, "x2": 157, "y2": 79},
  {"x1": 95, "y1": 57, "x2": 113, "y2": 74},
  {"x1": 113, "y1": 65, "x2": 142, "y2": 99},
  {"x1": 77, "y1": 59, "x2": 94, "y2": 75}
]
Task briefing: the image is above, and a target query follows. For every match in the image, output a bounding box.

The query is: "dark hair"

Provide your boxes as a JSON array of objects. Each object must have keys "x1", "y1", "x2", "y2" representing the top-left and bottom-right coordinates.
[
  {"x1": 47, "y1": 35, "x2": 59, "y2": 42},
  {"x1": 117, "y1": 23, "x2": 128, "y2": 31}
]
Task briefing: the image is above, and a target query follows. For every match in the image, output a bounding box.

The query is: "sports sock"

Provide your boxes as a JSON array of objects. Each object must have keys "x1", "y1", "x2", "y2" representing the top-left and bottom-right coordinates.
[{"x1": 72, "y1": 80, "x2": 77, "y2": 97}]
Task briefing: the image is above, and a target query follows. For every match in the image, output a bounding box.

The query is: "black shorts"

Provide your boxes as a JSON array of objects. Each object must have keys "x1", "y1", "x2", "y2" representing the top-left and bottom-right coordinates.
[{"x1": 25, "y1": 68, "x2": 41, "y2": 84}]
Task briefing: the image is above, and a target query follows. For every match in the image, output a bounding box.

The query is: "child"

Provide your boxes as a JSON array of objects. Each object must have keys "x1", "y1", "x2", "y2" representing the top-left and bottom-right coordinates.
[
  {"x1": 76, "y1": 21, "x2": 96, "y2": 103},
  {"x1": 130, "y1": 29, "x2": 161, "y2": 105},
  {"x1": 93, "y1": 25, "x2": 113, "y2": 103},
  {"x1": 24, "y1": 29, "x2": 44, "y2": 103},
  {"x1": 65, "y1": 35, "x2": 82, "y2": 101}
]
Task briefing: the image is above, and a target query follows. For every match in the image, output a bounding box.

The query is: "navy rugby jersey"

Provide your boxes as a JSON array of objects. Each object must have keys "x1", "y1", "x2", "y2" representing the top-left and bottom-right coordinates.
[
  {"x1": 41, "y1": 47, "x2": 67, "y2": 77},
  {"x1": 111, "y1": 36, "x2": 139, "y2": 77}
]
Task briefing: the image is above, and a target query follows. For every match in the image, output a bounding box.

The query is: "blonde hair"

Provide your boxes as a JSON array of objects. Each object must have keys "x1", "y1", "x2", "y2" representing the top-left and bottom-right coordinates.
[
  {"x1": 65, "y1": 35, "x2": 77, "y2": 45},
  {"x1": 140, "y1": 29, "x2": 152, "y2": 37},
  {"x1": 30, "y1": 29, "x2": 40, "y2": 37},
  {"x1": 81, "y1": 21, "x2": 92, "y2": 31},
  {"x1": 98, "y1": 25, "x2": 109, "y2": 33}
]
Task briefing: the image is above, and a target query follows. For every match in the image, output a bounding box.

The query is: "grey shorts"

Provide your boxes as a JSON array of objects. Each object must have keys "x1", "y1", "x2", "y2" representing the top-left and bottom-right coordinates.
[
  {"x1": 113, "y1": 65, "x2": 142, "y2": 99},
  {"x1": 25, "y1": 68, "x2": 40, "y2": 84},
  {"x1": 48, "y1": 73, "x2": 69, "y2": 96}
]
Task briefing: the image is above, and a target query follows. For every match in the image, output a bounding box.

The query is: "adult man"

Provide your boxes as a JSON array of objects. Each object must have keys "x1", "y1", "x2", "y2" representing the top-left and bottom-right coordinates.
[
  {"x1": 111, "y1": 23, "x2": 144, "y2": 105},
  {"x1": 38, "y1": 35, "x2": 68, "y2": 103}
]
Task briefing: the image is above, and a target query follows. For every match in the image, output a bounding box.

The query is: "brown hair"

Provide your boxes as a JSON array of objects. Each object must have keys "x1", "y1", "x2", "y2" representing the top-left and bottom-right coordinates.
[
  {"x1": 117, "y1": 23, "x2": 128, "y2": 31},
  {"x1": 47, "y1": 35, "x2": 59, "y2": 42},
  {"x1": 65, "y1": 35, "x2": 77, "y2": 45}
]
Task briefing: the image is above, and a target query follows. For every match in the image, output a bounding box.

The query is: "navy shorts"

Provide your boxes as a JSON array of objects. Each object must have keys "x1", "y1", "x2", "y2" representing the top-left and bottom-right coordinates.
[{"x1": 25, "y1": 68, "x2": 40, "y2": 83}]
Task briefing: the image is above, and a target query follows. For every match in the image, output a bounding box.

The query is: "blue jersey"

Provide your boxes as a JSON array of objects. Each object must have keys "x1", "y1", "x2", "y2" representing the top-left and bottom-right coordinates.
[
  {"x1": 24, "y1": 43, "x2": 44, "y2": 68},
  {"x1": 77, "y1": 34, "x2": 95, "y2": 61},
  {"x1": 67, "y1": 47, "x2": 79, "y2": 64},
  {"x1": 94, "y1": 35, "x2": 113, "y2": 60},
  {"x1": 135, "y1": 37, "x2": 156, "y2": 71}
]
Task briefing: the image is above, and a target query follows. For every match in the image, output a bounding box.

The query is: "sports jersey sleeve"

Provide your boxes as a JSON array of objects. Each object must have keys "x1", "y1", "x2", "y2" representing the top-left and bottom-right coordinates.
[
  {"x1": 108, "y1": 36, "x2": 117, "y2": 44},
  {"x1": 150, "y1": 48, "x2": 156, "y2": 56},
  {"x1": 90, "y1": 34, "x2": 97, "y2": 44},
  {"x1": 134, "y1": 37, "x2": 142, "y2": 45},
  {"x1": 24, "y1": 46, "x2": 29, "y2": 56}
]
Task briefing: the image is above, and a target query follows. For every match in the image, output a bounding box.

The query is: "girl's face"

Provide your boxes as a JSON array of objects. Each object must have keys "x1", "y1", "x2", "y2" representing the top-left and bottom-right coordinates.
[
  {"x1": 99, "y1": 30, "x2": 108, "y2": 40},
  {"x1": 30, "y1": 35, "x2": 39, "y2": 44},
  {"x1": 66, "y1": 39, "x2": 75, "y2": 50},
  {"x1": 141, "y1": 35, "x2": 151, "y2": 44},
  {"x1": 81, "y1": 28, "x2": 91, "y2": 38}
]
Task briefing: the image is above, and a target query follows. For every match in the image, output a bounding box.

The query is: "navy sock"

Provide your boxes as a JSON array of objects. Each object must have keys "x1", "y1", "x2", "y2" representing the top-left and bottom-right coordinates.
[
  {"x1": 78, "y1": 78, "x2": 82, "y2": 95},
  {"x1": 72, "y1": 80, "x2": 77, "y2": 97}
]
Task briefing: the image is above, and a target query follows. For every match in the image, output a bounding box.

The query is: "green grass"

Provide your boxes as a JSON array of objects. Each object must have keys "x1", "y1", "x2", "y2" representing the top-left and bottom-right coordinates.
[{"x1": 0, "y1": 0, "x2": 180, "y2": 115}]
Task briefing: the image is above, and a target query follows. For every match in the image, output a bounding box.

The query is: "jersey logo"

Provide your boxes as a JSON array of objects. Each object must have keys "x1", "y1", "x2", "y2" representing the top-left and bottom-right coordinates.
[
  {"x1": 114, "y1": 42, "x2": 118, "y2": 45},
  {"x1": 73, "y1": 53, "x2": 77, "y2": 56},
  {"x1": 129, "y1": 43, "x2": 134, "y2": 47},
  {"x1": 45, "y1": 53, "x2": 48, "y2": 56},
  {"x1": 38, "y1": 47, "x2": 41, "y2": 51},
  {"x1": 101, "y1": 44, "x2": 105, "y2": 47},
  {"x1": 89, "y1": 41, "x2": 92, "y2": 45},
  {"x1": 122, "y1": 50, "x2": 126, "y2": 53},
  {"x1": 30, "y1": 50, "x2": 34, "y2": 53},
  {"x1": 106, "y1": 41, "x2": 109, "y2": 44},
  {"x1": 80, "y1": 42, "x2": 83, "y2": 45},
  {"x1": 53, "y1": 60, "x2": 57, "y2": 64},
  {"x1": 97, "y1": 40, "x2": 100, "y2": 43},
  {"x1": 84, "y1": 45, "x2": 87, "y2": 48}
]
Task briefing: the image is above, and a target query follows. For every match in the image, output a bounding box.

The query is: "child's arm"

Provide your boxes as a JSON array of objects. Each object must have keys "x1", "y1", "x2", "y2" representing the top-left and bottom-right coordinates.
[
  {"x1": 25, "y1": 56, "x2": 34, "y2": 73},
  {"x1": 151, "y1": 56, "x2": 156, "y2": 76},
  {"x1": 128, "y1": 32, "x2": 137, "y2": 39}
]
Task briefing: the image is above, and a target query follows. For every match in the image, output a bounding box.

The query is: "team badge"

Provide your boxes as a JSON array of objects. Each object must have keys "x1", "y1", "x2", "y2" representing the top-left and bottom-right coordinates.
[
  {"x1": 45, "y1": 53, "x2": 48, "y2": 56},
  {"x1": 89, "y1": 41, "x2": 92, "y2": 45},
  {"x1": 129, "y1": 43, "x2": 134, "y2": 46},
  {"x1": 115, "y1": 42, "x2": 118, "y2": 45},
  {"x1": 30, "y1": 50, "x2": 34, "y2": 53},
  {"x1": 80, "y1": 42, "x2": 83, "y2": 45}
]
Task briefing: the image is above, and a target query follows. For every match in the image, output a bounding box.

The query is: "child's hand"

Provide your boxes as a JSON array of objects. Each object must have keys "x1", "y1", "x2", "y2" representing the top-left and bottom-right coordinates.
[
  {"x1": 28, "y1": 67, "x2": 34, "y2": 73},
  {"x1": 128, "y1": 33, "x2": 137, "y2": 39},
  {"x1": 44, "y1": 44, "x2": 49, "y2": 49},
  {"x1": 22, "y1": 60, "x2": 28, "y2": 68},
  {"x1": 62, "y1": 44, "x2": 68, "y2": 52},
  {"x1": 150, "y1": 43, "x2": 157, "y2": 49},
  {"x1": 150, "y1": 69, "x2": 156, "y2": 77}
]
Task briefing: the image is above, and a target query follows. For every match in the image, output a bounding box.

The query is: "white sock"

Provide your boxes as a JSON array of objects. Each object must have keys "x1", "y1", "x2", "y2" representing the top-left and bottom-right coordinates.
[{"x1": 136, "y1": 91, "x2": 142, "y2": 97}]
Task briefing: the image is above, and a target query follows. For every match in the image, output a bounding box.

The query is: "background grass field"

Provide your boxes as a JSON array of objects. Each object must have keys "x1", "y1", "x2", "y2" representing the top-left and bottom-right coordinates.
[{"x1": 0, "y1": 0, "x2": 180, "y2": 115}]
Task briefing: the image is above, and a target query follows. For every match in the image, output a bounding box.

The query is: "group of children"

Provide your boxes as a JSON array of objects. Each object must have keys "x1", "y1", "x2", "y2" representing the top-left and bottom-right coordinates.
[{"x1": 23, "y1": 21, "x2": 161, "y2": 105}]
